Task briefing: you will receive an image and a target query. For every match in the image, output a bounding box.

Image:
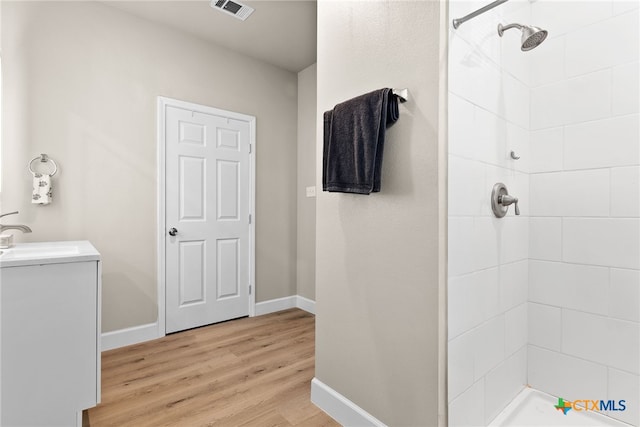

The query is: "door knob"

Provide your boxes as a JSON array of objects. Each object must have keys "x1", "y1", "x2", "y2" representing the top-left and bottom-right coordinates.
[{"x1": 168, "y1": 227, "x2": 178, "y2": 236}]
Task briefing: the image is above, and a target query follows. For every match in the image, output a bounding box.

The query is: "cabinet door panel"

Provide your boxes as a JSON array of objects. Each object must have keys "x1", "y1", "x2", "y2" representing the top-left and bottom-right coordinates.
[{"x1": 1, "y1": 261, "x2": 98, "y2": 426}]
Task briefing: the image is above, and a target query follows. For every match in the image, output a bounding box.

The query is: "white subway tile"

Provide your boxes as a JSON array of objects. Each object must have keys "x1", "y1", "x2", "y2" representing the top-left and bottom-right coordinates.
[
  {"x1": 449, "y1": 36, "x2": 488, "y2": 108},
  {"x1": 500, "y1": 260, "x2": 528, "y2": 311},
  {"x1": 608, "y1": 318, "x2": 639, "y2": 374},
  {"x1": 505, "y1": 303, "x2": 527, "y2": 356},
  {"x1": 531, "y1": 170, "x2": 612, "y2": 218},
  {"x1": 529, "y1": 303, "x2": 562, "y2": 351},
  {"x1": 502, "y1": 42, "x2": 531, "y2": 88},
  {"x1": 449, "y1": 156, "x2": 486, "y2": 216},
  {"x1": 562, "y1": 263, "x2": 610, "y2": 316},
  {"x1": 530, "y1": 172, "x2": 563, "y2": 216},
  {"x1": 501, "y1": 72, "x2": 530, "y2": 129},
  {"x1": 448, "y1": 330, "x2": 476, "y2": 402},
  {"x1": 448, "y1": 268, "x2": 500, "y2": 339},
  {"x1": 562, "y1": 309, "x2": 609, "y2": 365},
  {"x1": 448, "y1": 93, "x2": 476, "y2": 158},
  {"x1": 528, "y1": 345, "x2": 608, "y2": 401},
  {"x1": 566, "y1": 12, "x2": 639, "y2": 77},
  {"x1": 449, "y1": 34, "x2": 503, "y2": 116},
  {"x1": 563, "y1": 218, "x2": 640, "y2": 269},
  {"x1": 530, "y1": 127, "x2": 563, "y2": 173},
  {"x1": 506, "y1": 123, "x2": 529, "y2": 174},
  {"x1": 565, "y1": 70, "x2": 612, "y2": 125},
  {"x1": 612, "y1": 61, "x2": 639, "y2": 116},
  {"x1": 607, "y1": 368, "x2": 640, "y2": 425},
  {"x1": 449, "y1": 1, "x2": 502, "y2": 64},
  {"x1": 611, "y1": 166, "x2": 640, "y2": 218},
  {"x1": 529, "y1": 260, "x2": 565, "y2": 306},
  {"x1": 609, "y1": 268, "x2": 640, "y2": 322},
  {"x1": 564, "y1": 115, "x2": 640, "y2": 170},
  {"x1": 529, "y1": 261, "x2": 610, "y2": 315},
  {"x1": 529, "y1": 35, "x2": 566, "y2": 88},
  {"x1": 473, "y1": 217, "x2": 500, "y2": 270},
  {"x1": 484, "y1": 348, "x2": 527, "y2": 425},
  {"x1": 449, "y1": 217, "x2": 475, "y2": 277},
  {"x1": 474, "y1": 107, "x2": 507, "y2": 166},
  {"x1": 531, "y1": 80, "x2": 567, "y2": 130},
  {"x1": 614, "y1": 0, "x2": 640, "y2": 15},
  {"x1": 449, "y1": 378, "x2": 485, "y2": 427},
  {"x1": 529, "y1": 217, "x2": 562, "y2": 261},
  {"x1": 474, "y1": 315, "x2": 506, "y2": 379},
  {"x1": 531, "y1": 0, "x2": 612, "y2": 37},
  {"x1": 500, "y1": 217, "x2": 529, "y2": 264},
  {"x1": 560, "y1": 169, "x2": 610, "y2": 217}
]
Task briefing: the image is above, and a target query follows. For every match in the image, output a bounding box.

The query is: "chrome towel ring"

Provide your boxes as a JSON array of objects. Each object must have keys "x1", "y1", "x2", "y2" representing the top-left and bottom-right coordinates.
[{"x1": 28, "y1": 153, "x2": 58, "y2": 177}]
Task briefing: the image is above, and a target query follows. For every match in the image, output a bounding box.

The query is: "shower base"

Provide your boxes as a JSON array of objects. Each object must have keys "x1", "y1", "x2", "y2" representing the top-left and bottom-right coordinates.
[{"x1": 488, "y1": 387, "x2": 632, "y2": 427}]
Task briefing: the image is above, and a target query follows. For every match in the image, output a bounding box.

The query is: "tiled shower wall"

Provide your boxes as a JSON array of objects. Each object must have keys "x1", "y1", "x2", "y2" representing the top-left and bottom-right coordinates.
[
  {"x1": 527, "y1": 1, "x2": 639, "y2": 425},
  {"x1": 448, "y1": 1, "x2": 531, "y2": 425},
  {"x1": 449, "y1": 1, "x2": 639, "y2": 426}
]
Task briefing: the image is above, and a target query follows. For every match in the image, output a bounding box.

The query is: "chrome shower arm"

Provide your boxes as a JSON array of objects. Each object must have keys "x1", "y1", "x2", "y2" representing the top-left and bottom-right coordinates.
[
  {"x1": 452, "y1": 0, "x2": 509, "y2": 29},
  {"x1": 498, "y1": 22, "x2": 523, "y2": 36}
]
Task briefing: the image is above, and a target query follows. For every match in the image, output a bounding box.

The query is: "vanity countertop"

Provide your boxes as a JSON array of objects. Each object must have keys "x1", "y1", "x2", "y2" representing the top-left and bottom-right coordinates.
[{"x1": 0, "y1": 240, "x2": 100, "y2": 268}]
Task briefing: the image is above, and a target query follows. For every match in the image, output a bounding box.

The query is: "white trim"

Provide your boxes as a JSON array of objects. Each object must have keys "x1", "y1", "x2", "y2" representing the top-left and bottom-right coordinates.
[
  {"x1": 254, "y1": 296, "x2": 297, "y2": 316},
  {"x1": 157, "y1": 97, "x2": 167, "y2": 339},
  {"x1": 254, "y1": 295, "x2": 316, "y2": 316},
  {"x1": 296, "y1": 295, "x2": 316, "y2": 314},
  {"x1": 102, "y1": 295, "x2": 316, "y2": 351},
  {"x1": 156, "y1": 96, "x2": 256, "y2": 336},
  {"x1": 248, "y1": 114, "x2": 256, "y2": 317},
  {"x1": 101, "y1": 322, "x2": 159, "y2": 352},
  {"x1": 310, "y1": 378, "x2": 387, "y2": 427}
]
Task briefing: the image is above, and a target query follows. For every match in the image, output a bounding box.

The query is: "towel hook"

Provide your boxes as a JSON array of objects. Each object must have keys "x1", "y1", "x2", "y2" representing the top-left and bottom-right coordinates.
[{"x1": 28, "y1": 153, "x2": 58, "y2": 176}]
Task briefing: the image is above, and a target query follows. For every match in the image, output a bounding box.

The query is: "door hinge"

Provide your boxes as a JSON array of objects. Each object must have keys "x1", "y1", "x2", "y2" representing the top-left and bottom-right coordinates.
[
  {"x1": 249, "y1": 214, "x2": 252, "y2": 224},
  {"x1": 249, "y1": 285, "x2": 252, "y2": 294},
  {"x1": 249, "y1": 143, "x2": 252, "y2": 153}
]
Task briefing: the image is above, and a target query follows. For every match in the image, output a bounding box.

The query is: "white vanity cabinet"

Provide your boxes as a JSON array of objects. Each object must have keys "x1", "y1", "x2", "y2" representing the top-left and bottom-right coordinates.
[{"x1": 1, "y1": 241, "x2": 101, "y2": 427}]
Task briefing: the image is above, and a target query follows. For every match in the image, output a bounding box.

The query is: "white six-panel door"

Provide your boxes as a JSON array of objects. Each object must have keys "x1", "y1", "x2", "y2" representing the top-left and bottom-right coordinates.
[{"x1": 164, "y1": 102, "x2": 253, "y2": 334}]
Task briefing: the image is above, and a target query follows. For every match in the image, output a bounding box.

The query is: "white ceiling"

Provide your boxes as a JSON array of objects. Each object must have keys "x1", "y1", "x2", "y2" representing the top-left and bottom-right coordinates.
[{"x1": 105, "y1": 0, "x2": 317, "y2": 73}]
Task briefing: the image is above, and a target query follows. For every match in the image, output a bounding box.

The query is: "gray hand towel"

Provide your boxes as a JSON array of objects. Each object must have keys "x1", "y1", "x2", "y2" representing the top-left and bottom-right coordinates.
[{"x1": 323, "y1": 88, "x2": 399, "y2": 194}]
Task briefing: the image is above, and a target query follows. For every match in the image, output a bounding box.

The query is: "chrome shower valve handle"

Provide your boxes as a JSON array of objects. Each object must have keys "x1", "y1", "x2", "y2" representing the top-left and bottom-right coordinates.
[
  {"x1": 498, "y1": 194, "x2": 520, "y2": 216},
  {"x1": 491, "y1": 183, "x2": 520, "y2": 217}
]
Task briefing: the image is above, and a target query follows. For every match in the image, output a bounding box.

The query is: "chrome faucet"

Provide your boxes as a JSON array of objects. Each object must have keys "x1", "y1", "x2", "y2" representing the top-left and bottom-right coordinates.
[{"x1": 0, "y1": 211, "x2": 32, "y2": 233}]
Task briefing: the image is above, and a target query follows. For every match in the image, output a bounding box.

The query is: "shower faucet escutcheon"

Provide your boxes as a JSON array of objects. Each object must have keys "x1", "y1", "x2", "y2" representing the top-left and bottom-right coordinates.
[{"x1": 491, "y1": 183, "x2": 520, "y2": 217}]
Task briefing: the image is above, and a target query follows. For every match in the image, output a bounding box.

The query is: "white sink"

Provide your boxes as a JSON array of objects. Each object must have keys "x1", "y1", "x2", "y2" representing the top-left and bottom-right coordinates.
[
  {"x1": 0, "y1": 241, "x2": 99, "y2": 267},
  {"x1": 4, "y1": 246, "x2": 79, "y2": 259}
]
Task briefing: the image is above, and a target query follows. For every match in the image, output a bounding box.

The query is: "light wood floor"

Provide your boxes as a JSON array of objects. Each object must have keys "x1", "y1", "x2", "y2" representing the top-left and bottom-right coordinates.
[{"x1": 86, "y1": 309, "x2": 339, "y2": 427}]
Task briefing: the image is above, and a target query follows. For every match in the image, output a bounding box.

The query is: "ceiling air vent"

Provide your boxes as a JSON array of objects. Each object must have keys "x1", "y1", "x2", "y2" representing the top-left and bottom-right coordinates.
[{"x1": 210, "y1": 0, "x2": 255, "y2": 21}]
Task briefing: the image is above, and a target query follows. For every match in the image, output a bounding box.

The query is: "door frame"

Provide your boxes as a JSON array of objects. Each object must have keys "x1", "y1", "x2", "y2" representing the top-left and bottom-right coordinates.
[{"x1": 156, "y1": 96, "x2": 256, "y2": 338}]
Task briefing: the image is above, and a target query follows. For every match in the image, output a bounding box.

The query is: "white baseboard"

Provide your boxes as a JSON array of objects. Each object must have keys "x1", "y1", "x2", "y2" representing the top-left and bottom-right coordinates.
[
  {"x1": 311, "y1": 378, "x2": 387, "y2": 427},
  {"x1": 254, "y1": 295, "x2": 297, "y2": 316},
  {"x1": 254, "y1": 295, "x2": 316, "y2": 316},
  {"x1": 296, "y1": 295, "x2": 316, "y2": 314},
  {"x1": 103, "y1": 295, "x2": 316, "y2": 351},
  {"x1": 101, "y1": 322, "x2": 160, "y2": 352}
]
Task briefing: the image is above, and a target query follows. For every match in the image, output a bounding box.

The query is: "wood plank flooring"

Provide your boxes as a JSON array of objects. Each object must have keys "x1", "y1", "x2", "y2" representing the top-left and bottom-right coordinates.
[{"x1": 86, "y1": 309, "x2": 339, "y2": 427}]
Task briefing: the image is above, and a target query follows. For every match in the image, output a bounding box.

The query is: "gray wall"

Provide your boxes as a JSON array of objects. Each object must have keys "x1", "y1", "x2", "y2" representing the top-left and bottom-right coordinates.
[
  {"x1": 1, "y1": 1, "x2": 298, "y2": 332},
  {"x1": 296, "y1": 63, "x2": 317, "y2": 301},
  {"x1": 315, "y1": 1, "x2": 445, "y2": 426}
]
